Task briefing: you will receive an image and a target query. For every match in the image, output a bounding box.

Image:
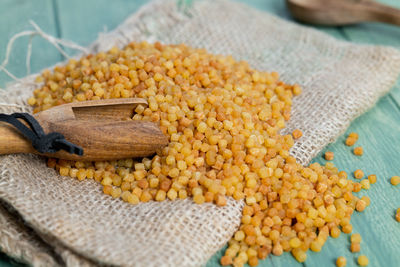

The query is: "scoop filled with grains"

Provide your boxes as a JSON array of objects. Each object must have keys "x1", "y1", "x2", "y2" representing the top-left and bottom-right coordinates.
[{"x1": 29, "y1": 41, "x2": 364, "y2": 267}]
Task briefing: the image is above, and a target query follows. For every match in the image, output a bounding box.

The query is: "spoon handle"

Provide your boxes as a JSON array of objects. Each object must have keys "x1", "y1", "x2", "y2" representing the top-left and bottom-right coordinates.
[
  {"x1": 0, "y1": 122, "x2": 34, "y2": 155},
  {"x1": 361, "y1": 0, "x2": 400, "y2": 26}
]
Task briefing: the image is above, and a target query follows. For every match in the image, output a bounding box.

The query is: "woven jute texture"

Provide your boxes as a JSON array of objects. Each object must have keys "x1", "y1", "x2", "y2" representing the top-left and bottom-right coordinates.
[{"x1": 1, "y1": 0, "x2": 400, "y2": 266}]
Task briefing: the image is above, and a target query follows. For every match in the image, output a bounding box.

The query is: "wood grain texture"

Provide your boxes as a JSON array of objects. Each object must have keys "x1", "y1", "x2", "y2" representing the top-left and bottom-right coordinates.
[
  {"x1": 55, "y1": 0, "x2": 149, "y2": 56},
  {"x1": 337, "y1": 0, "x2": 400, "y2": 108},
  {"x1": 0, "y1": 98, "x2": 168, "y2": 161},
  {"x1": 287, "y1": 0, "x2": 400, "y2": 26},
  {"x1": 0, "y1": 123, "x2": 35, "y2": 154},
  {"x1": 0, "y1": 0, "x2": 400, "y2": 266}
]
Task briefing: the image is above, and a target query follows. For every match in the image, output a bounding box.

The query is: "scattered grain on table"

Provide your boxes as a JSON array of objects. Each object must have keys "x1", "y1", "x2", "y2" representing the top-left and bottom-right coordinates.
[
  {"x1": 351, "y1": 233, "x2": 362, "y2": 243},
  {"x1": 396, "y1": 208, "x2": 400, "y2": 222},
  {"x1": 345, "y1": 132, "x2": 358, "y2": 146},
  {"x1": 367, "y1": 174, "x2": 377, "y2": 184},
  {"x1": 324, "y1": 151, "x2": 334, "y2": 161},
  {"x1": 390, "y1": 176, "x2": 400, "y2": 186},
  {"x1": 361, "y1": 196, "x2": 370, "y2": 207},
  {"x1": 354, "y1": 169, "x2": 364, "y2": 179},
  {"x1": 336, "y1": 256, "x2": 347, "y2": 267},
  {"x1": 360, "y1": 179, "x2": 370, "y2": 190},
  {"x1": 357, "y1": 255, "x2": 369, "y2": 266},
  {"x1": 350, "y1": 242, "x2": 361, "y2": 253},
  {"x1": 353, "y1": 147, "x2": 363, "y2": 156}
]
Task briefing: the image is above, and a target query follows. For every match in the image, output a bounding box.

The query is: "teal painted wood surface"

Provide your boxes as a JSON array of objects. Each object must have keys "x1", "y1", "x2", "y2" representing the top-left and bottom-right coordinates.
[{"x1": 0, "y1": 0, "x2": 399, "y2": 266}]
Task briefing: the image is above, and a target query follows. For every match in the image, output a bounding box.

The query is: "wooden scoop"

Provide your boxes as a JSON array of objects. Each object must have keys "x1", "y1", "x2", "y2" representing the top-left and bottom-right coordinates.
[
  {"x1": 287, "y1": 0, "x2": 400, "y2": 26},
  {"x1": 0, "y1": 98, "x2": 168, "y2": 161}
]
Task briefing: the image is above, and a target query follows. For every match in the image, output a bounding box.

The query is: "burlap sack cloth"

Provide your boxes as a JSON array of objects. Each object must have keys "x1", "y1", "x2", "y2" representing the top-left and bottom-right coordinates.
[{"x1": 0, "y1": 0, "x2": 399, "y2": 266}]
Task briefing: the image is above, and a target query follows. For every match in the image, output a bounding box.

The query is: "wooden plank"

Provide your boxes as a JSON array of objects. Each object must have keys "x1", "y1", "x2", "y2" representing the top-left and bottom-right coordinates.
[
  {"x1": 306, "y1": 94, "x2": 400, "y2": 267},
  {"x1": 207, "y1": 245, "x2": 303, "y2": 267},
  {"x1": 209, "y1": 95, "x2": 400, "y2": 267},
  {"x1": 0, "y1": 0, "x2": 60, "y2": 265},
  {"x1": 57, "y1": 1, "x2": 400, "y2": 267},
  {"x1": 208, "y1": 1, "x2": 400, "y2": 267},
  {"x1": 0, "y1": 0, "x2": 61, "y2": 88},
  {"x1": 239, "y1": 0, "x2": 345, "y2": 39},
  {"x1": 339, "y1": 0, "x2": 400, "y2": 105},
  {"x1": 0, "y1": 1, "x2": 399, "y2": 267},
  {"x1": 55, "y1": 0, "x2": 148, "y2": 49},
  {"x1": 336, "y1": 0, "x2": 400, "y2": 49},
  {"x1": 207, "y1": 1, "x2": 346, "y2": 267}
]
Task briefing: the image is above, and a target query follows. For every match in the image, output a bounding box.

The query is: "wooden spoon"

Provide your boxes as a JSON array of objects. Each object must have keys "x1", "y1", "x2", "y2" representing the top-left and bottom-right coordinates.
[
  {"x1": 0, "y1": 98, "x2": 168, "y2": 161},
  {"x1": 287, "y1": 0, "x2": 400, "y2": 26}
]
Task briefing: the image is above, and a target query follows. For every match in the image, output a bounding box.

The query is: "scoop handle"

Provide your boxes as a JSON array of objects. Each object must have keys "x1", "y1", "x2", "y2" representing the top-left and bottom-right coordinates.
[
  {"x1": 0, "y1": 120, "x2": 168, "y2": 161},
  {"x1": 362, "y1": 0, "x2": 400, "y2": 26},
  {"x1": 0, "y1": 122, "x2": 35, "y2": 155}
]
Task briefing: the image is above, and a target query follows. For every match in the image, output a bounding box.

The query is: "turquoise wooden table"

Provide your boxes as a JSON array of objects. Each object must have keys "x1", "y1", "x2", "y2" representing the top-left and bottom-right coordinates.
[{"x1": 0, "y1": 0, "x2": 399, "y2": 266}]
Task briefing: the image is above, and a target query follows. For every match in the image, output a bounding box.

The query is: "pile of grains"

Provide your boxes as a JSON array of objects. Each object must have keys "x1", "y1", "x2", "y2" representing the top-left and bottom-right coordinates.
[{"x1": 29, "y1": 42, "x2": 367, "y2": 267}]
